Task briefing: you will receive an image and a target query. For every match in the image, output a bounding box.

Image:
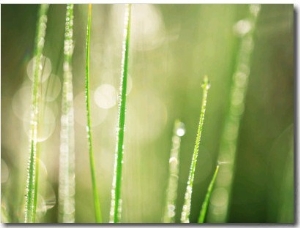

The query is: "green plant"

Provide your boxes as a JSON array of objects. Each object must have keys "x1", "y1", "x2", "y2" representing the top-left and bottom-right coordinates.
[
  {"x1": 163, "y1": 120, "x2": 185, "y2": 223},
  {"x1": 24, "y1": 4, "x2": 49, "y2": 223},
  {"x1": 109, "y1": 4, "x2": 132, "y2": 223},
  {"x1": 209, "y1": 4, "x2": 261, "y2": 223},
  {"x1": 58, "y1": 4, "x2": 75, "y2": 223},
  {"x1": 198, "y1": 164, "x2": 219, "y2": 223},
  {"x1": 181, "y1": 76, "x2": 210, "y2": 223},
  {"x1": 85, "y1": 4, "x2": 102, "y2": 223}
]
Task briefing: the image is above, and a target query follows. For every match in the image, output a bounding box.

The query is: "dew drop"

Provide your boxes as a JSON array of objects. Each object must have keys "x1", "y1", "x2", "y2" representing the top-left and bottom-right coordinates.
[
  {"x1": 201, "y1": 76, "x2": 211, "y2": 90},
  {"x1": 233, "y1": 19, "x2": 252, "y2": 36},
  {"x1": 175, "y1": 122, "x2": 185, "y2": 137}
]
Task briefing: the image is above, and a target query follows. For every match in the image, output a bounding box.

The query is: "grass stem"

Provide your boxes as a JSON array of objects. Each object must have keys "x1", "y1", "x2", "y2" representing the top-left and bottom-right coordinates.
[
  {"x1": 58, "y1": 4, "x2": 76, "y2": 223},
  {"x1": 208, "y1": 4, "x2": 261, "y2": 222},
  {"x1": 85, "y1": 4, "x2": 102, "y2": 223},
  {"x1": 180, "y1": 76, "x2": 210, "y2": 223},
  {"x1": 24, "y1": 4, "x2": 49, "y2": 223},
  {"x1": 109, "y1": 4, "x2": 132, "y2": 223},
  {"x1": 198, "y1": 164, "x2": 220, "y2": 223},
  {"x1": 163, "y1": 120, "x2": 185, "y2": 223}
]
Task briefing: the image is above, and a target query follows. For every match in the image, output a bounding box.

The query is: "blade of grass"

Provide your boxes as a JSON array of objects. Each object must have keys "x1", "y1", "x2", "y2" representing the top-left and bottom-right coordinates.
[
  {"x1": 180, "y1": 76, "x2": 210, "y2": 223},
  {"x1": 85, "y1": 4, "x2": 102, "y2": 223},
  {"x1": 163, "y1": 120, "x2": 185, "y2": 223},
  {"x1": 24, "y1": 4, "x2": 49, "y2": 223},
  {"x1": 58, "y1": 4, "x2": 76, "y2": 223},
  {"x1": 208, "y1": 4, "x2": 261, "y2": 223},
  {"x1": 109, "y1": 4, "x2": 132, "y2": 223},
  {"x1": 198, "y1": 164, "x2": 220, "y2": 223}
]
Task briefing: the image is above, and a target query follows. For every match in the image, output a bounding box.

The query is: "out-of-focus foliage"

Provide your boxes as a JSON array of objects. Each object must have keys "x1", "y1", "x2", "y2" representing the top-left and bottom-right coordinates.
[{"x1": 1, "y1": 4, "x2": 294, "y2": 223}]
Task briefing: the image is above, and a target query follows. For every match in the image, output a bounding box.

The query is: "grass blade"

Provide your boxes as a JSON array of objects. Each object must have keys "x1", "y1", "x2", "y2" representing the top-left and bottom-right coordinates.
[
  {"x1": 180, "y1": 76, "x2": 210, "y2": 223},
  {"x1": 208, "y1": 4, "x2": 261, "y2": 222},
  {"x1": 85, "y1": 4, "x2": 102, "y2": 223},
  {"x1": 58, "y1": 4, "x2": 76, "y2": 223},
  {"x1": 198, "y1": 164, "x2": 220, "y2": 223},
  {"x1": 109, "y1": 4, "x2": 132, "y2": 223},
  {"x1": 24, "y1": 4, "x2": 49, "y2": 223},
  {"x1": 163, "y1": 120, "x2": 185, "y2": 223}
]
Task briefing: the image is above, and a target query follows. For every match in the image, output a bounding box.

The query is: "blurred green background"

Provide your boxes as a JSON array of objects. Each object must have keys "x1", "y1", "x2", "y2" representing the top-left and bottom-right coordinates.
[{"x1": 1, "y1": 4, "x2": 294, "y2": 223}]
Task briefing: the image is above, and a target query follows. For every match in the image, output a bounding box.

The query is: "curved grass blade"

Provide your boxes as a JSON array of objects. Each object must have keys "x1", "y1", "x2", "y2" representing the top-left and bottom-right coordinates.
[
  {"x1": 109, "y1": 4, "x2": 132, "y2": 223},
  {"x1": 163, "y1": 120, "x2": 185, "y2": 223},
  {"x1": 180, "y1": 76, "x2": 210, "y2": 223},
  {"x1": 85, "y1": 4, "x2": 102, "y2": 223},
  {"x1": 198, "y1": 164, "x2": 220, "y2": 223},
  {"x1": 208, "y1": 4, "x2": 261, "y2": 223},
  {"x1": 24, "y1": 4, "x2": 49, "y2": 223},
  {"x1": 58, "y1": 4, "x2": 76, "y2": 223}
]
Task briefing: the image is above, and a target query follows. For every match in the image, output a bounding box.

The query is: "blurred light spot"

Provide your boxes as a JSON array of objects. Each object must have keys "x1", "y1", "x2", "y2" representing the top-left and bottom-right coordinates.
[
  {"x1": 111, "y1": 4, "x2": 165, "y2": 51},
  {"x1": 233, "y1": 20, "x2": 252, "y2": 36},
  {"x1": 42, "y1": 74, "x2": 61, "y2": 102},
  {"x1": 169, "y1": 157, "x2": 178, "y2": 165},
  {"x1": 27, "y1": 55, "x2": 52, "y2": 83},
  {"x1": 215, "y1": 166, "x2": 233, "y2": 186},
  {"x1": 12, "y1": 84, "x2": 31, "y2": 120},
  {"x1": 36, "y1": 194, "x2": 47, "y2": 217},
  {"x1": 210, "y1": 187, "x2": 228, "y2": 207},
  {"x1": 250, "y1": 4, "x2": 261, "y2": 16},
  {"x1": 43, "y1": 182, "x2": 57, "y2": 210},
  {"x1": 74, "y1": 91, "x2": 107, "y2": 127},
  {"x1": 23, "y1": 105, "x2": 56, "y2": 142},
  {"x1": 175, "y1": 122, "x2": 186, "y2": 137},
  {"x1": 94, "y1": 84, "x2": 117, "y2": 109},
  {"x1": 131, "y1": 4, "x2": 166, "y2": 51},
  {"x1": 1, "y1": 159, "x2": 9, "y2": 183}
]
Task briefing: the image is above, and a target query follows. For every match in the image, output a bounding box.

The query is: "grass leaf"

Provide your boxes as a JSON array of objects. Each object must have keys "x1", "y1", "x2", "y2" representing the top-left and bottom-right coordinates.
[
  {"x1": 109, "y1": 4, "x2": 132, "y2": 223},
  {"x1": 163, "y1": 120, "x2": 185, "y2": 223},
  {"x1": 58, "y1": 4, "x2": 76, "y2": 223},
  {"x1": 24, "y1": 4, "x2": 49, "y2": 223},
  {"x1": 209, "y1": 4, "x2": 261, "y2": 222},
  {"x1": 180, "y1": 76, "x2": 210, "y2": 223},
  {"x1": 85, "y1": 4, "x2": 102, "y2": 223},
  {"x1": 198, "y1": 164, "x2": 220, "y2": 223}
]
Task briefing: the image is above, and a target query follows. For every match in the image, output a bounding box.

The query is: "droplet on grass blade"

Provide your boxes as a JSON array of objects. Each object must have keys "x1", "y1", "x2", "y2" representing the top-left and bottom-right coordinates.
[
  {"x1": 175, "y1": 121, "x2": 186, "y2": 137},
  {"x1": 233, "y1": 20, "x2": 252, "y2": 37}
]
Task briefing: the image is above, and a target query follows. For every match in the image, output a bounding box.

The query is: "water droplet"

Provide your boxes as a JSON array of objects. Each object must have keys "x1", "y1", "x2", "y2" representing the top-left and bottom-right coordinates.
[
  {"x1": 169, "y1": 157, "x2": 178, "y2": 165},
  {"x1": 249, "y1": 4, "x2": 261, "y2": 16},
  {"x1": 233, "y1": 20, "x2": 252, "y2": 36},
  {"x1": 27, "y1": 55, "x2": 52, "y2": 83},
  {"x1": 210, "y1": 187, "x2": 229, "y2": 207},
  {"x1": 175, "y1": 121, "x2": 185, "y2": 137},
  {"x1": 201, "y1": 76, "x2": 211, "y2": 90}
]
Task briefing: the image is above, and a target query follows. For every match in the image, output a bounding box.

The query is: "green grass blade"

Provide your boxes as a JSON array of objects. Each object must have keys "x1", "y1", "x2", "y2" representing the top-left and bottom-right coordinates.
[
  {"x1": 85, "y1": 4, "x2": 102, "y2": 223},
  {"x1": 181, "y1": 76, "x2": 210, "y2": 223},
  {"x1": 58, "y1": 4, "x2": 76, "y2": 223},
  {"x1": 163, "y1": 120, "x2": 185, "y2": 223},
  {"x1": 208, "y1": 5, "x2": 261, "y2": 223},
  {"x1": 24, "y1": 4, "x2": 49, "y2": 223},
  {"x1": 198, "y1": 165, "x2": 220, "y2": 223},
  {"x1": 109, "y1": 4, "x2": 132, "y2": 223}
]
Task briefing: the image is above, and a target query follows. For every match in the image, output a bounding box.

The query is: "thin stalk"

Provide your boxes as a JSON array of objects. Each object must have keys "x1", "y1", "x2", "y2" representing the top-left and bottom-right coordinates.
[
  {"x1": 198, "y1": 165, "x2": 220, "y2": 223},
  {"x1": 85, "y1": 4, "x2": 102, "y2": 223},
  {"x1": 59, "y1": 4, "x2": 76, "y2": 223},
  {"x1": 163, "y1": 120, "x2": 185, "y2": 223},
  {"x1": 24, "y1": 4, "x2": 49, "y2": 223},
  {"x1": 109, "y1": 4, "x2": 132, "y2": 223},
  {"x1": 208, "y1": 4, "x2": 261, "y2": 223},
  {"x1": 180, "y1": 76, "x2": 210, "y2": 223}
]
